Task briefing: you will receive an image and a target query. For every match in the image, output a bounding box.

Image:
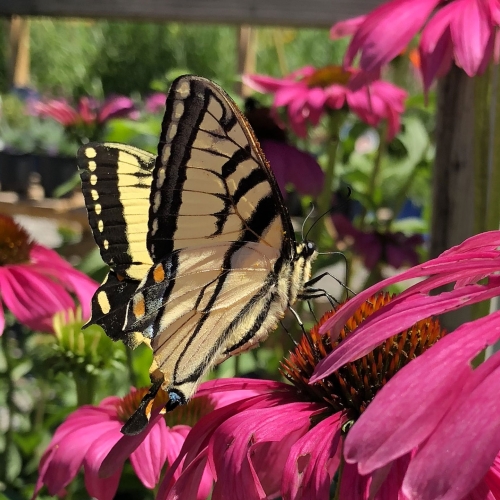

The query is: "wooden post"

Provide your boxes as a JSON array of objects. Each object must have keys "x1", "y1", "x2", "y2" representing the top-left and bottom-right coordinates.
[
  {"x1": 236, "y1": 25, "x2": 255, "y2": 98},
  {"x1": 8, "y1": 16, "x2": 30, "y2": 88},
  {"x1": 431, "y1": 64, "x2": 476, "y2": 330}
]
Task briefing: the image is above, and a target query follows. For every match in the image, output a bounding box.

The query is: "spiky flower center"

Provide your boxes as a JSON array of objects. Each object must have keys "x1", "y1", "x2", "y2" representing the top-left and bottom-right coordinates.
[
  {"x1": 116, "y1": 387, "x2": 216, "y2": 428},
  {"x1": 0, "y1": 215, "x2": 33, "y2": 265},
  {"x1": 302, "y1": 65, "x2": 352, "y2": 88},
  {"x1": 281, "y1": 292, "x2": 447, "y2": 421}
]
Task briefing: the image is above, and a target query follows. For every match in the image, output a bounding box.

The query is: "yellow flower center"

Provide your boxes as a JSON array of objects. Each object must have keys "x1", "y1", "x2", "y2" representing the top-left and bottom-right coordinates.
[
  {"x1": 302, "y1": 65, "x2": 352, "y2": 88},
  {"x1": 0, "y1": 215, "x2": 33, "y2": 265}
]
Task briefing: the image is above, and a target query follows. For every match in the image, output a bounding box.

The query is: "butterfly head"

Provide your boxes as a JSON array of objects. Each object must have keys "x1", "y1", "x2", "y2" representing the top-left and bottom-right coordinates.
[{"x1": 296, "y1": 240, "x2": 317, "y2": 260}]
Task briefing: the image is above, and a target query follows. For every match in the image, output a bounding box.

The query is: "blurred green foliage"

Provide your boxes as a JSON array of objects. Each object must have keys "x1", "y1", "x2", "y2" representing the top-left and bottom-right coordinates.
[{"x1": 0, "y1": 19, "x2": 343, "y2": 97}]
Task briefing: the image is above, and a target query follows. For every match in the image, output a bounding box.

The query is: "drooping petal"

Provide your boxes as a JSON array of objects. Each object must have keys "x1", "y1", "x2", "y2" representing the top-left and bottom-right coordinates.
[
  {"x1": 0, "y1": 266, "x2": 74, "y2": 332},
  {"x1": 29, "y1": 244, "x2": 98, "y2": 319},
  {"x1": 314, "y1": 283, "x2": 500, "y2": 379},
  {"x1": 344, "y1": 0, "x2": 441, "y2": 71},
  {"x1": 83, "y1": 427, "x2": 124, "y2": 500},
  {"x1": 330, "y1": 15, "x2": 367, "y2": 39},
  {"x1": 402, "y1": 351, "x2": 500, "y2": 500},
  {"x1": 282, "y1": 413, "x2": 343, "y2": 500},
  {"x1": 209, "y1": 402, "x2": 317, "y2": 500},
  {"x1": 98, "y1": 96, "x2": 136, "y2": 123},
  {"x1": 37, "y1": 408, "x2": 121, "y2": 495},
  {"x1": 343, "y1": 310, "x2": 500, "y2": 475},
  {"x1": 419, "y1": 4, "x2": 455, "y2": 91},
  {"x1": 243, "y1": 74, "x2": 296, "y2": 94},
  {"x1": 0, "y1": 295, "x2": 4, "y2": 335},
  {"x1": 129, "y1": 420, "x2": 173, "y2": 488},
  {"x1": 450, "y1": 0, "x2": 495, "y2": 77}
]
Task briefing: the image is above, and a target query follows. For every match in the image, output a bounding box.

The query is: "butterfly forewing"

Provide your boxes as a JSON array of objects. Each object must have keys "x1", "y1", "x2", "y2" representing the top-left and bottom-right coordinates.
[
  {"x1": 78, "y1": 143, "x2": 156, "y2": 280},
  {"x1": 146, "y1": 76, "x2": 295, "y2": 260}
]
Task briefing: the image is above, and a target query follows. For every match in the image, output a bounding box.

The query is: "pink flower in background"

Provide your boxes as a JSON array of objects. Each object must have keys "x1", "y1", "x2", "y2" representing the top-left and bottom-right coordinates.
[
  {"x1": 33, "y1": 95, "x2": 137, "y2": 127},
  {"x1": 0, "y1": 215, "x2": 97, "y2": 334},
  {"x1": 145, "y1": 92, "x2": 167, "y2": 114},
  {"x1": 34, "y1": 385, "x2": 250, "y2": 500},
  {"x1": 311, "y1": 230, "x2": 500, "y2": 499},
  {"x1": 333, "y1": 214, "x2": 423, "y2": 269},
  {"x1": 244, "y1": 65, "x2": 407, "y2": 139},
  {"x1": 331, "y1": 0, "x2": 500, "y2": 91}
]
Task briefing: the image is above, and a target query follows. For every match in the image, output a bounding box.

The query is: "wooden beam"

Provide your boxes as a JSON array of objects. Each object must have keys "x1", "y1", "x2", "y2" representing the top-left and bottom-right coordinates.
[
  {"x1": 8, "y1": 16, "x2": 30, "y2": 87},
  {"x1": 0, "y1": 0, "x2": 383, "y2": 28}
]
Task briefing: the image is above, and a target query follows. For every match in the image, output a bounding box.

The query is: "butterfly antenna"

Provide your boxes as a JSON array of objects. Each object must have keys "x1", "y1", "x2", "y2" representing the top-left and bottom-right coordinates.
[
  {"x1": 304, "y1": 186, "x2": 352, "y2": 241},
  {"x1": 301, "y1": 204, "x2": 316, "y2": 241}
]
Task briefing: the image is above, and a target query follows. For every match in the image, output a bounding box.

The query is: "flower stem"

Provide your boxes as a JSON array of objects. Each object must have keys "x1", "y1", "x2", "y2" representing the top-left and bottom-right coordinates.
[
  {"x1": 74, "y1": 370, "x2": 97, "y2": 406},
  {"x1": 125, "y1": 347, "x2": 138, "y2": 388},
  {"x1": 308, "y1": 111, "x2": 344, "y2": 245},
  {"x1": 0, "y1": 333, "x2": 15, "y2": 483},
  {"x1": 359, "y1": 124, "x2": 387, "y2": 230}
]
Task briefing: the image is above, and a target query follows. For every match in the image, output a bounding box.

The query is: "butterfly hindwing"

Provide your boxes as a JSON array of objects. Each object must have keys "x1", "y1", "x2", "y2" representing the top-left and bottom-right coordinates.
[{"x1": 78, "y1": 143, "x2": 156, "y2": 337}]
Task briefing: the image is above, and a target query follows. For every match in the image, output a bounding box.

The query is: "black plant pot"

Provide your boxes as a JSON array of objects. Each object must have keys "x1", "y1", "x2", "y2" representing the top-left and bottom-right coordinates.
[
  {"x1": 37, "y1": 154, "x2": 78, "y2": 198},
  {"x1": 0, "y1": 151, "x2": 40, "y2": 197}
]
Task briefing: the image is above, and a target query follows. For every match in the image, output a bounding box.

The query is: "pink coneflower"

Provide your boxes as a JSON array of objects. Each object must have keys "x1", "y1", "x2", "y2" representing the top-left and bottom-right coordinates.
[
  {"x1": 0, "y1": 215, "x2": 97, "y2": 334},
  {"x1": 153, "y1": 292, "x2": 500, "y2": 500},
  {"x1": 33, "y1": 95, "x2": 137, "y2": 128},
  {"x1": 34, "y1": 385, "x2": 252, "y2": 500},
  {"x1": 331, "y1": 0, "x2": 500, "y2": 91},
  {"x1": 145, "y1": 92, "x2": 167, "y2": 114},
  {"x1": 332, "y1": 213, "x2": 424, "y2": 269},
  {"x1": 311, "y1": 230, "x2": 500, "y2": 499},
  {"x1": 243, "y1": 65, "x2": 407, "y2": 140}
]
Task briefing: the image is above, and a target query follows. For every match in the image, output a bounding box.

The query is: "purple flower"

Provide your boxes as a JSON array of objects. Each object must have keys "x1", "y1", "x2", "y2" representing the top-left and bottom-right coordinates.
[{"x1": 332, "y1": 214, "x2": 424, "y2": 269}]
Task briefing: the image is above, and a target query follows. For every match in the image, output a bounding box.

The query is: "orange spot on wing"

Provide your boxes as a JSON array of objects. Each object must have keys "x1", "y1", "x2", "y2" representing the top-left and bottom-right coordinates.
[{"x1": 153, "y1": 263, "x2": 165, "y2": 283}]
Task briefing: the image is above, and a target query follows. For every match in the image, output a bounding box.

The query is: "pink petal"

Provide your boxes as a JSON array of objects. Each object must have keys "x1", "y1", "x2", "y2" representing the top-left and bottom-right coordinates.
[
  {"x1": 314, "y1": 283, "x2": 500, "y2": 379},
  {"x1": 311, "y1": 230, "x2": 500, "y2": 378},
  {"x1": 344, "y1": 0, "x2": 441, "y2": 71},
  {"x1": 419, "y1": 5, "x2": 455, "y2": 91},
  {"x1": 83, "y1": 428, "x2": 124, "y2": 500},
  {"x1": 402, "y1": 351, "x2": 500, "y2": 500},
  {"x1": 164, "y1": 426, "x2": 191, "y2": 477},
  {"x1": 330, "y1": 15, "x2": 367, "y2": 39},
  {"x1": 344, "y1": 310, "x2": 500, "y2": 475},
  {"x1": 162, "y1": 449, "x2": 211, "y2": 500},
  {"x1": 209, "y1": 402, "x2": 317, "y2": 500},
  {"x1": 243, "y1": 74, "x2": 295, "y2": 94},
  {"x1": 306, "y1": 88, "x2": 328, "y2": 126},
  {"x1": 99, "y1": 412, "x2": 165, "y2": 479},
  {"x1": 282, "y1": 413, "x2": 343, "y2": 500},
  {"x1": 0, "y1": 267, "x2": 73, "y2": 332},
  {"x1": 129, "y1": 420, "x2": 172, "y2": 488},
  {"x1": 0, "y1": 297, "x2": 4, "y2": 335},
  {"x1": 450, "y1": 0, "x2": 495, "y2": 76}
]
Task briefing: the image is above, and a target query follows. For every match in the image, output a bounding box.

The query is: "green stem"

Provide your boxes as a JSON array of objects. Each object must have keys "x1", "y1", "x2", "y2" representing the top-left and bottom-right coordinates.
[
  {"x1": 359, "y1": 124, "x2": 387, "y2": 230},
  {"x1": 0, "y1": 333, "x2": 15, "y2": 483},
  {"x1": 308, "y1": 111, "x2": 344, "y2": 244},
  {"x1": 74, "y1": 371, "x2": 97, "y2": 406},
  {"x1": 125, "y1": 348, "x2": 138, "y2": 388}
]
